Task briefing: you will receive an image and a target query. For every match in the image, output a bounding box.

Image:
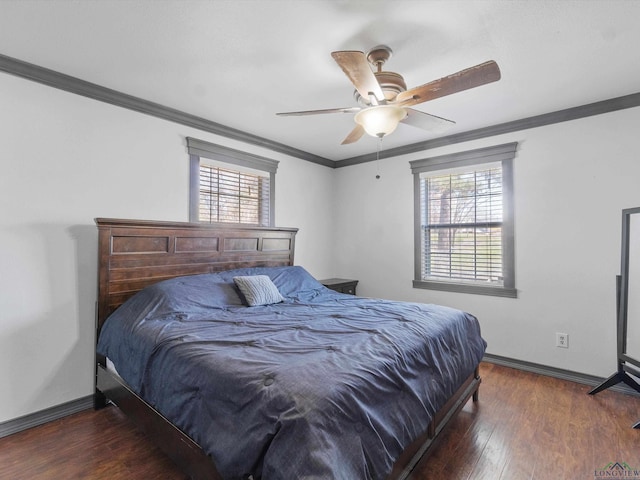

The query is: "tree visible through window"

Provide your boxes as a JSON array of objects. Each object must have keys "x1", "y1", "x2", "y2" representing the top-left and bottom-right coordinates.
[
  {"x1": 411, "y1": 142, "x2": 517, "y2": 297},
  {"x1": 187, "y1": 137, "x2": 278, "y2": 226},
  {"x1": 199, "y1": 164, "x2": 269, "y2": 225},
  {"x1": 422, "y1": 166, "x2": 503, "y2": 283}
]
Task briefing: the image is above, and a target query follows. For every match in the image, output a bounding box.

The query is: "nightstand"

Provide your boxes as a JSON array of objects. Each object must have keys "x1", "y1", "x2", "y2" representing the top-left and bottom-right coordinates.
[{"x1": 319, "y1": 278, "x2": 358, "y2": 295}]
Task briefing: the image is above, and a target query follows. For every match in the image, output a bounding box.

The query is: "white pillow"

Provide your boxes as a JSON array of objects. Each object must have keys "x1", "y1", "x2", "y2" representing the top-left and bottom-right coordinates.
[{"x1": 233, "y1": 275, "x2": 284, "y2": 306}]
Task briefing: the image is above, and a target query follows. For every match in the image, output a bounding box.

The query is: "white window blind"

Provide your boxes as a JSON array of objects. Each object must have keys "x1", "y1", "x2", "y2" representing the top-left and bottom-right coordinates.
[
  {"x1": 420, "y1": 165, "x2": 503, "y2": 284},
  {"x1": 187, "y1": 137, "x2": 278, "y2": 226},
  {"x1": 410, "y1": 142, "x2": 517, "y2": 297},
  {"x1": 199, "y1": 164, "x2": 269, "y2": 226}
]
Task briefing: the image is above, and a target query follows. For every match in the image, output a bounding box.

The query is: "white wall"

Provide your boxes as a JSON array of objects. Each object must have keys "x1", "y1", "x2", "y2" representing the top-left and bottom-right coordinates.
[
  {"x1": 3, "y1": 65, "x2": 639, "y2": 424},
  {"x1": 0, "y1": 73, "x2": 335, "y2": 423},
  {"x1": 332, "y1": 106, "x2": 640, "y2": 378}
]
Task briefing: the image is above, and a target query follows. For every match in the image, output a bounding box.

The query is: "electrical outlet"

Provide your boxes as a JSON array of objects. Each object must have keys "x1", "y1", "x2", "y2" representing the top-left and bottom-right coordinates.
[{"x1": 556, "y1": 332, "x2": 569, "y2": 348}]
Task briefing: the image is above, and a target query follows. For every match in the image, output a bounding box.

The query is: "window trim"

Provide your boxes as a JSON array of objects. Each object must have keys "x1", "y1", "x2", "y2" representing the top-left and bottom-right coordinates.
[
  {"x1": 410, "y1": 142, "x2": 517, "y2": 298},
  {"x1": 187, "y1": 137, "x2": 278, "y2": 226}
]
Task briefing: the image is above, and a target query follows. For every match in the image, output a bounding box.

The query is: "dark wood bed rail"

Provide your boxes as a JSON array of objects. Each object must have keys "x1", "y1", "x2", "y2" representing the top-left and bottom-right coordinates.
[{"x1": 95, "y1": 218, "x2": 298, "y2": 331}]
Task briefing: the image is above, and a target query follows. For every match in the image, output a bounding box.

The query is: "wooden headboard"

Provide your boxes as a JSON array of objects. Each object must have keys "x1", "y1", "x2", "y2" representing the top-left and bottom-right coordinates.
[{"x1": 96, "y1": 218, "x2": 298, "y2": 330}]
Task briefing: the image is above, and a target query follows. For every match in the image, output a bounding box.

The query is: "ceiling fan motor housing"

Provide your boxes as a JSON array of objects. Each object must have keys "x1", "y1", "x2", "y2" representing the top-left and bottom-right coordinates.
[
  {"x1": 353, "y1": 45, "x2": 408, "y2": 105},
  {"x1": 354, "y1": 71, "x2": 407, "y2": 105}
]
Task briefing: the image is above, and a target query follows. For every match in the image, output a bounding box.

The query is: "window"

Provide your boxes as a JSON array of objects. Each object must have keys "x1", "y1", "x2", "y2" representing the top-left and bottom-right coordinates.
[
  {"x1": 198, "y1": 164, "x2": 269, "y2": 225},
  {"x1": 187, "y1": 137, "x2": 278, "y2": 226},
  {"x1": 410, "y1": 143, "x2": 517, "y2": 297}
]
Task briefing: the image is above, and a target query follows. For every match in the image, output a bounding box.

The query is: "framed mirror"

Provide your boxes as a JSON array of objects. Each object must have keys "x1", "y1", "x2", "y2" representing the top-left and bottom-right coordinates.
[
  {"x1": 624, "y1": 210, "x2": 640, "y2": 362},
  {"x1": 589, "y1": 207, "x2": 640, "y2": 428}
]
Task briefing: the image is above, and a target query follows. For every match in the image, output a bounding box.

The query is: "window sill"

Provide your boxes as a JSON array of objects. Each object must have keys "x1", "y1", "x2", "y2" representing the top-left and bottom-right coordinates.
[{"x1": 413, "y1": 280, "x2": 517, "y2": 298}]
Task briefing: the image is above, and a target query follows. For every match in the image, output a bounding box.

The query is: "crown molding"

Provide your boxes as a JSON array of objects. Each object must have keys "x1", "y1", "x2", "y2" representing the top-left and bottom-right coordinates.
[
  {"x1": 0, "y1": 52, "x2": 334, "y2": 168},
  {"x1": 335, "y1": 92, "x2": 640, "y2": 168},
  {"x1": 2, "y1": 52, "x2": 639, "y2": 170}
]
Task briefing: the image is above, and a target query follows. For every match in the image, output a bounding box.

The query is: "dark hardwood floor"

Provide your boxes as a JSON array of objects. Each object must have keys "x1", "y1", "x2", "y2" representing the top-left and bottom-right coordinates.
[{"x1": 1, "y1": 363, "x2": 639, "y2": 479}]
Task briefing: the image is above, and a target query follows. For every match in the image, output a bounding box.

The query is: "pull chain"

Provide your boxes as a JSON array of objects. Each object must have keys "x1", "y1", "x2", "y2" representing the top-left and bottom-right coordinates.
[{"x1": 375, "y1": 136, "x2": 382, "y2": 179}]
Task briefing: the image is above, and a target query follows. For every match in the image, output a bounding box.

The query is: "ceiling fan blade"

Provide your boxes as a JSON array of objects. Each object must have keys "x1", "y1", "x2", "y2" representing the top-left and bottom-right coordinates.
[
  {"x1": 401, "y1": 108, "x2": 455, "y2": 132},
  {"x1": 395, "y1": 60, "x2": 501, "y2": 107},
  {"x1": 331, "y1": 50, "x2": 385, "y2": 103},
  {"x1": 276, "y1": 107, "x2": 361, "y2": 116},
  {"x1": 341, "y1": 124, "x2": 365, "y2": 145}
]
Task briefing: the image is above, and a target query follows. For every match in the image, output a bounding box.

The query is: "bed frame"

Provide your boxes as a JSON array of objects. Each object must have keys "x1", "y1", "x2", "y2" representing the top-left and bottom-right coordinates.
[{"x1": 94, "y1": 218, "x2": 481, "y2": 480}]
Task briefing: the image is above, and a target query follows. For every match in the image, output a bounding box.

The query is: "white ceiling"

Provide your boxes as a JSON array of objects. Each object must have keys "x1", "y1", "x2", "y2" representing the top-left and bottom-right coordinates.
[{"x1": 1, "y1": 0, "x2": 638, "y2": 162}]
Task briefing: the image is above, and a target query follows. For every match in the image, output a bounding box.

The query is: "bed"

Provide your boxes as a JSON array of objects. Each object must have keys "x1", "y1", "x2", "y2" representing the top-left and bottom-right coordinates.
[{"x1": 94, "y1": 218, "x2": 486, "y2": 480}]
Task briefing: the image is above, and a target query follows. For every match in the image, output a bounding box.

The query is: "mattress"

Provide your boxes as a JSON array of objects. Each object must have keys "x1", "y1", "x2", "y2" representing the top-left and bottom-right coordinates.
[{"x1": 97, "y1": 266, "x2": 486, "y2": 480}]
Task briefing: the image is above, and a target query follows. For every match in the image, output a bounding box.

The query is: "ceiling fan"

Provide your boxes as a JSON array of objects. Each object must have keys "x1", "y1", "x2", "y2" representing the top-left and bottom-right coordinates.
[{"x1": 277, "y1": 45, "x2": 501, "y2": 144}]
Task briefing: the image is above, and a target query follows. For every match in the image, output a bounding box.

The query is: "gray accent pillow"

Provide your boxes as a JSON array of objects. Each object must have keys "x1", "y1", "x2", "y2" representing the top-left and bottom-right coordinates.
[{"x1": 233, "y1": 275, "x2": 284, "y2": 306}]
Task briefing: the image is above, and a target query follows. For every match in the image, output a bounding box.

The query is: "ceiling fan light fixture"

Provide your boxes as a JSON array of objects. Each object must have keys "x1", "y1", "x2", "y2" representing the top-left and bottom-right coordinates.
[
  {"x1": 277, "y1": 46, "x2": 500, "y2": 145},
  {"x1": 354, "y1": 105, "x2": 407, "y2": 138}
]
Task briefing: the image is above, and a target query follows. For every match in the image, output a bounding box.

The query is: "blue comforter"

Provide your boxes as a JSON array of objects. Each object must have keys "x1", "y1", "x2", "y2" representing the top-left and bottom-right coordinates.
[{"x1": 97, "y1": 266, "x2": 486, "y2": 480}]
